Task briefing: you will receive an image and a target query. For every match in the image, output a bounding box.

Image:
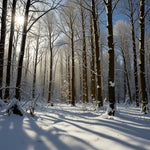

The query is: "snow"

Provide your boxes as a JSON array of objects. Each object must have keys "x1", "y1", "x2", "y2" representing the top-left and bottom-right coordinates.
[
  {"x1": 0, "y1": 103, "x2": 150, "y2": 150},
  {"x1": 109, "y1": 81, "x2": 115, "y2": 87}
]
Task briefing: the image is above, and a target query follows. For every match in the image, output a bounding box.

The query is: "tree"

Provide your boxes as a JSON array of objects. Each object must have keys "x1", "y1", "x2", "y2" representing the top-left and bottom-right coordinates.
[
  {"x1": 15, "y1": 0, "x2": 62, "y2": 100},
  {"x1": 80, "y1": 1, "x2": 88, "y2": 103},
  {"x1": 121, "y1": 0, "x2": 139, "y2": 106},
  {"x1": 4, "y1": 0, "x2": 17, "y2": 99},
  {"x1": 128, "y1": 0, "x2": 139, "y2": 106},
  {"x1": 90, "y1": 14, "x2": 96, "y2": 103},
  {"x1": 44, "y1": 12, "x2": 59, "y2": 103},
  {"x1": 15, "y1": 0, "x2": 30, "y2": 100},
  {"x1": 0, "y1": 0, "x2": 8, "y2": 98},
  {"x1": 59, "y1": 1, "x2": 77, "y2": 106},
  {"x1": 32, "y1": 24, "x2": 41, "y2": 99},
  {"x1": 139, "y1": 0, "x2": 148, "y2": 113},
  {"x1": 91, "y1": 0, "x2": 103, "y2": 107},
  {"x1": 104, "y1": 0, "x2": 119, "y2": 115},
  {"x1": 114, "y1": 21, "x2": 132, "y2": 103}
]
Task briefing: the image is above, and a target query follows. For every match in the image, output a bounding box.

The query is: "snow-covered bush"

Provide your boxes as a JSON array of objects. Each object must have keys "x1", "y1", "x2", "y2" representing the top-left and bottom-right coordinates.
[{"x1": 6, "y1": 99, "x2": 24, "y2": 116}]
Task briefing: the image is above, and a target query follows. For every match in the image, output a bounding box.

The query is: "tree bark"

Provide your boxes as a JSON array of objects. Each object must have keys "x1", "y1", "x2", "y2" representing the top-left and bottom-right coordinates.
[
  {"x1": 81, "y1": 5, "x2": 88, "y2": 103},
  {"x1": 48, "y1": 43, "x2": 53, "y2": 103},
  {"x1": 42, "y1": 50, "x2": 47, "y2": 97},
  {"x1": 105, "y1": 0, "x2": 115, "y2": 115},
  {"x1": 15, "y1": 0, "x2": 30, "y2": 100},
  {"x1": 32, "y1": 35, "x2": 39, "y2": 99},
  {"x1": 129, "y1": 0, "x2": 139, "y2": 106},
  {"x1": 4, "y1": 0, "x2": 17, "y2": 99},
  {"x1": 90, "y1": 14, "x2": 96, "y2": 103},
  {"x1": 91, "y1": 0, "x2": 103, "y2": 107},
  {"x1": 67, "y1": 54, "x2": 71, "y2": 103},
  {"x1": 71, "y1": 28, "x2": 75, "y2": 106},
  {"x1": 139, "y1": 0, "x2": 148, "y2": 113},
  {"x1": 0, "y1": 0, "x2": 8, "y2": 98}
]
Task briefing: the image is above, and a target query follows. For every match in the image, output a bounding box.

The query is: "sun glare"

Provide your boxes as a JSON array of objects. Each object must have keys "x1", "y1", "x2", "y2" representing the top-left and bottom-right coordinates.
[{"x1": 15, "y1": 15, "x2": 24, "y2": 27}]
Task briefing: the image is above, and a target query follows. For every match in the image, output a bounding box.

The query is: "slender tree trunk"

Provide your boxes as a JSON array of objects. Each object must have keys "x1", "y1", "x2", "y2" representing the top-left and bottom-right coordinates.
[
  {"x1": 71, "y1": 29, "x2": 75, "y2": 106},
  {"x1": 121, "y1": 49, "x2": 132, "y2": 103},
  {"x1": 79, "y1": 57, "x2": 83, "y2": 101},
  {"x1": 90, "y1": 15, "x2": 96, "y2": 103},
  {"x1": 129, "y1": 0, "x2": 139, "y2": 106},
  {"x1": 25, "y1": 42, "x2": 30, "y2": 78},
  {"x1": 60, "y1": 51, "x2": 64, "y2": 100},
  {"x1": 12, "y1": 29, "x2": 19, "y2": 80},
  {"x1": 15, "y1": 0, "x2": 30, "y2": 100},
  {"x1": 42, "y1": 50, "x2": 47, "y2": 97},
  {"x1": 105, "y1": 0, "x2": 115, "y2": 115},
  {"x1": 67, "y1": 54, "x2": 71, "y2": 103},
  {"x1": 0, "y1": 0, "x2": 8, "y2": 98},
  {"x1": 32, "y1": 36, "x2": 39, "y2": 99},
  {"x1": 139, "y1": 0, "x2": 148, "y2": 113},
  {"x1": 124, "y1": 72, "x2": 127, "y2": 103},
  {"x1": 91, "y1": 0, "x2": 103, "y2": 107},
  {"x1": 48, "y1": 45, "x2": 53, "y2": 103},
  {"x1": 81, "y1": 5, "x2": 88, "y2": 103},
  {"x1": 4, "y1": 0, "x2": 17, "y2": 99}
]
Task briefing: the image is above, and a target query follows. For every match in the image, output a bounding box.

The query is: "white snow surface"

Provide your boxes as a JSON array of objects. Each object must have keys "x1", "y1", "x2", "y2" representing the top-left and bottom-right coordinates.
[
  {"x1": 0, "y1": 103, "x2": 150, "y2": 150},
  {"x1": 109, "y1": 81, "x2": 115, "y2": 87}
]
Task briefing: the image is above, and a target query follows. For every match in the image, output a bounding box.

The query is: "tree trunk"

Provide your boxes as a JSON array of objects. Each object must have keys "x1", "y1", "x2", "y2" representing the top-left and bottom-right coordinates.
[
  {"x1": 121, "y1": 49, "x2": 132, "y2": 103},
  {"x1": 71, "y1": 30, "x2": 75, "y2": 106},
  {"x1": 0, "y1": 0, "x2": 8, "y2": 98},
  {"x1": 4, "y1": 0, "x2": 17, "y2": 99},
  {"x1": 15, "y1": 0, "x2": 30, "y2": 100},
  {"x1": 25, "y1": 42, "x2": 30, "y2": 78},
  {"x1": 105, "y1": 0, "x2": 115, "y2": 115},
  {"x1": 12, "y1": 28, "x2": 19, "y2": 80},
  {"x1": 48, "y1": 45, "x2": 53, "y2": 103},
  {"x1": 129, "y1": 0, "x2": 139, "y2": 106},
  {"x1": 139, "y1": 0, "x2": 148, "y2": 113},
  {"x1": 67, "y1": 54, "x2": 71, "y2": 103},
  {"x1": 42, "y1": 50, "x2": 47, "y2": 97},
  {"x1": 124, "y1": 72, "x2": 127, "y2": 103},
  {"x1": 91, "y1": 0, "x2": 103, "y2": 107},
  {"x1": 90, "y1": 15, "x2": 96, "y2": 103},
  {"x1": 32, "y1": 36, "x2": 39, "y2": 99},
  {"x1": 81, "y1": 5, "x2": 88, "y2": 103}
]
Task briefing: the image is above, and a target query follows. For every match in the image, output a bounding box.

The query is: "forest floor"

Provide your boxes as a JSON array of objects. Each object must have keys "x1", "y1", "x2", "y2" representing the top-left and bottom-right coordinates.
[{"x1": 0, "y1": 102, "x2": 150, "y2": 150}]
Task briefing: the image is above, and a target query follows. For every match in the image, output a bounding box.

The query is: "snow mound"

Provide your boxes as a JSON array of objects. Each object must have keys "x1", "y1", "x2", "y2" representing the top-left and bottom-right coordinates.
[
  {"x1": 0, "y1": 99, "x2": 6, "y2": 107},
  {"x1": 6, "y1": 99, "x2": 24, "y2": 116}
]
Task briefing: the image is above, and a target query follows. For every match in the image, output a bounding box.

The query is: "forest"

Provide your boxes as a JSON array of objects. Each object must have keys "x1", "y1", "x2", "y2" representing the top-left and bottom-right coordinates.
[
  {"x1": 0, "y1": 0, "x2": 150, "y2": 150},
  {"x1": 0, "y1": 0, "x2": 149, "y2": 114}
]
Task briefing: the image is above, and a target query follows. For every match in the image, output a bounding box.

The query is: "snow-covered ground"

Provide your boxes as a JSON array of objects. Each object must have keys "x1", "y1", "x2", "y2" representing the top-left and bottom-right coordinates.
[{"x1": 0, "y1": 102, "x2": 150, "y2": 150}]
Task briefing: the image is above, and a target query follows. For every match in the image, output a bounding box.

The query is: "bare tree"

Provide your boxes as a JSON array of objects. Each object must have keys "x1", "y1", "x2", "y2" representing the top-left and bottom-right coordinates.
[
  {"x1": 139, "y1": 0, "x2": 148, "y2": 113},
  {"x1": 4, "y1": 0, "x2": 17, "y2": 99},
  {"x1": 32, "y1": 24, "x2": 41, "y2": 99},
  {"x1": 128, "y1": 0, "x2": 139, "y2": 106},
  {"x1": 59, "y1": 1, "x2": 77, "y2": 106},
  {"x1": 114, "y1": 21, "x2": 132, "y2": 103},
  {"x1": 80, "y1": 1, "x2": 88, "y2": 103},
  {"x1": 91, "y1": 0, "x2": 103, "y2": 107},
  {"x1": 15, "y1": 0, "x2": 30, "y2": 100},
  {"x1": 104, "y1": 0, "x2": 119, "y2": 115},
  {"x1": 121, "y1": 0, "x2": 139, "y2": 106},
  {"x1": 0, "y1": 0, "x2": 8, "y2": 98},
  {"x1": 90, "y1": 14, "x2": 96, "y2": 103},
  {"x1": 44, "y1": 12, "x2": 59, "y2": 103},
  {"x1": 15, "y1": 0, "x2": 62, "y2": 100}
]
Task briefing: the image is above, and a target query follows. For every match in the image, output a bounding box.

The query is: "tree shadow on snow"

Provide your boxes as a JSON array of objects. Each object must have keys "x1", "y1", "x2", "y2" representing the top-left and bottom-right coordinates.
[{"x1": 0, "y1": 112, "x2": 96, "y2": 150}]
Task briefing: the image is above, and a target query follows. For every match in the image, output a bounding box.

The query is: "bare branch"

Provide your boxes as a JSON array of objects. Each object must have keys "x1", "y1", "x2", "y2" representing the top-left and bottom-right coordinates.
[
  {"x1": 26, "y1": 0, "x2": 62, "y2": 33},
  {"x1": 112, "y1": 0, "x2": 120, "y2": 12}
]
